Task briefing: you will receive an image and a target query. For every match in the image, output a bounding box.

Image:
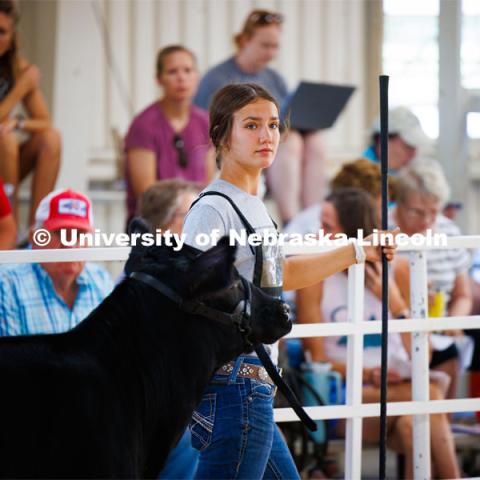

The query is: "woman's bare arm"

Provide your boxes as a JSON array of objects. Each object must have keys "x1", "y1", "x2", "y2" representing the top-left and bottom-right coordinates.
[
  {"x1": 0, "y1": 59, "x2": 40, "y2": 121},
  {"x1": 447, "y1": 272, "x2": 473, "y2": 333},
  {"x1": 0, "y1": 213, "x2": 16, "y2": 249},
  {"x1": 126, "y1": 148, "x2": 157, "y2": 199},
  {"x1": 283, "y1": 229, "x2": 398, "y2": 292},
  {"x1": 283, "y1": 245, "x2": 356, "y2": 292},
  {"x1": 21, "y1": 86, "x2": 51, "y2": 132}
]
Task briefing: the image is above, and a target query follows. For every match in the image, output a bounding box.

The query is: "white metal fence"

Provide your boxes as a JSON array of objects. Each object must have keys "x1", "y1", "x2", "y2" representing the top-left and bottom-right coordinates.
[{"x1": 1, "y1": 236, "x2": 480, "y2": 479}]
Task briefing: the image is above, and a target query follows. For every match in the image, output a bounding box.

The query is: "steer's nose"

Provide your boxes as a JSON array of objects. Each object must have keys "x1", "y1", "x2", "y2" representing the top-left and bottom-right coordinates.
[{"x1": 278, "y1": 301, "x2": 292, "y2": 331}]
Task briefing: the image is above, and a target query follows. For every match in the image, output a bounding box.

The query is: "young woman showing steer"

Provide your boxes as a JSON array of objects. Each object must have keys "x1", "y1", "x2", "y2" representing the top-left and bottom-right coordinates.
[{"x1": 183, "y1": 83, "x2": 397, "y2": 479}]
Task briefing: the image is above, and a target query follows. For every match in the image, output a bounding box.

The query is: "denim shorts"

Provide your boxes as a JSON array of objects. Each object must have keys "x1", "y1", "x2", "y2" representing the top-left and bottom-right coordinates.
[{"x1": 189, "y1": 356, "x2": 299, "y2": 479}]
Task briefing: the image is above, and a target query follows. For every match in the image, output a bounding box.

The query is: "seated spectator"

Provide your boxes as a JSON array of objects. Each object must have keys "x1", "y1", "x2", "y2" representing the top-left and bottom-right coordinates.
[
  {"x1": 125, "y1": 45, "x2": 215, "y2": 227},
  {"x1": 0, "y1": 176, "x2": 15, "y2": 248},
  {"x1": 284, "y1": 158, "x2": 397, "y2": 236},
  {"x1": 194, "y1": 9, "x2": 327, "y2": 224},
  {"x1": 391, "y1": 160, "x2": 472, "y2": 401},
  {"x1": 364, "y1": 106, "x2": 431, "y2": 172},
  {"x1": 0, "y1": 0, "x2": 61, "y2": 227},
  {"x1": 138, "y1": 178, "x2": 199, "y2": 235},
  {"x1": 0, "y1": 189, "x2": 113, "y2": 336},
  {"x1": 138, "y1": 178, "x2": 200, "y2": 480},
  {"x1": 283, "y1": 158, "x2": 400, "y2": 347},
  {"x1": 296, "y1": 189, "x2": 411, "y2": 366},
  {"x1": 295, "y1": 188, "x2": 460, "y2": 479}
]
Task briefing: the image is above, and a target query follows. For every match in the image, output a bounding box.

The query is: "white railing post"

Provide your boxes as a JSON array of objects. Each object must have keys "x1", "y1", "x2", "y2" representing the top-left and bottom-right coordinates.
[
  {"x1": 409, "y1": 251, "x2": 431, "y2": 480},
  {"x1": 345, "y1": 263, "x2": 365, "y2": 480}
]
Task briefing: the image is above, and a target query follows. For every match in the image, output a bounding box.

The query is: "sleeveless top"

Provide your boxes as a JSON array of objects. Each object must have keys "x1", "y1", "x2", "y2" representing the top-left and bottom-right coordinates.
[{"x1": 322, "y1": 271, "x2": 410, "y2": 376}]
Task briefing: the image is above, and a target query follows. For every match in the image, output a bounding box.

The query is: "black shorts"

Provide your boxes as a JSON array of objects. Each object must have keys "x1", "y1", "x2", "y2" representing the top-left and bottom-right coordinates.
[{"x1": 430, "y1": 343, "x2": 459, "y2": 368}]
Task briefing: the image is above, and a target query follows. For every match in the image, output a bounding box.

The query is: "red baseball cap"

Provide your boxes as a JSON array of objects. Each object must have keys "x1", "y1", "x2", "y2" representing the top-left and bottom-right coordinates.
[{"x1": 35, "y1": 189, "x2": 94, "y2": 232}]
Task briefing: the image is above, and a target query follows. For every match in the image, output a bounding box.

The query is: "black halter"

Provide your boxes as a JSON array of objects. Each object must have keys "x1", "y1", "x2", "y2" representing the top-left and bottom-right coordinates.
[{"x1": 129, "y1": 271, "x2": 254, "y2": 350}]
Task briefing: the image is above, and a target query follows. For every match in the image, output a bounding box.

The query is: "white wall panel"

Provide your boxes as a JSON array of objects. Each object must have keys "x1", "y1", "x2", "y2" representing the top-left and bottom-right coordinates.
[
  {"x1": 107, "y1": 0, "x2": 132, "y2": 137},
  {"x1": 183, "y1": 1, "x2": 206, "y2": 59},
  {"x1": 205, "y1": 0, "x2": 231, "y2": 70},
  {"x1": 231, "y1": 0, "x2": 255, "y2": 59},
  {"x1": 300, "y1": 0, "x2": 322, "y2": 82},
  {"x1": 323, "y1": 0, "x2": 346, "y2": 83},
  {"x1": 52, "y1": 0, "x2": 97, "y2": 192},
  {"x1": 277, "y1": 0, "x2": 299, "y2": 89},
  {"x1": 255, "y1": 0, "x2": 278, "y2": 13},
  {"x1": 131, "y1": 0, "x2": 156, "y2": 113},
  {"x1": 344, "y1": 0, "x2": 366, "y2": 156},
  {"x1": 156, "y1": 0, "x2": 181, "y2": 47},
  {"x1": 89, "y1": 0, "x2": 108, "y2": 148}
]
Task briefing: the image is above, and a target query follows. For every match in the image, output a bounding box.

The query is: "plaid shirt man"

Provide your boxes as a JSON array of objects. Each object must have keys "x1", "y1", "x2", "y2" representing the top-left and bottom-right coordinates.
[{"x1": 0, "y1": 262, "x2": 113, "y2": 336}]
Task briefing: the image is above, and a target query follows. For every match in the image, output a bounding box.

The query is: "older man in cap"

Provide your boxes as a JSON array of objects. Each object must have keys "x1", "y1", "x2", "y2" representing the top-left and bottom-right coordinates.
[
  {"x1": 363, "y1": 106, "x2": 432, "y2": 172},
  {"x1": 0, "y1": 188, "x2": 113, "y2": 336}
]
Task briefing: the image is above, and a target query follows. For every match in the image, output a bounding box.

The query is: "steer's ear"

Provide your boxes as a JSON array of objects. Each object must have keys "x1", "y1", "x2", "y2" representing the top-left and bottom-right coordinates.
[
  {"x1": 187, "y1": 237, "x2": 237, "y2": 298},
  {"x1": 124, "y1": 217, "x2": 154, "y2": 275},
  {"x1": 128, "y1": 216, "x2": 152, "y2": 236}
]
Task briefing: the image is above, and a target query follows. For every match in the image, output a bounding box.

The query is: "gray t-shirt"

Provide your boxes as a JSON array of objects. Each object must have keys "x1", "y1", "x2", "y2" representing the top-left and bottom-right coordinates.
[
  {"x1": 183, "y1": 179, "x2": 284, "y2": 363},
  {"x1": 194, "y1": 56, "x2": 289, "y2": 111}
]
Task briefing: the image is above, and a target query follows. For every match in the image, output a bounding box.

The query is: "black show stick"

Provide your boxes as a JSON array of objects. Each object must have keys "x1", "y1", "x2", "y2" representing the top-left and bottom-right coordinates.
[{"x1": 379, "y1": 75, "x2": 390, "y2": 480}]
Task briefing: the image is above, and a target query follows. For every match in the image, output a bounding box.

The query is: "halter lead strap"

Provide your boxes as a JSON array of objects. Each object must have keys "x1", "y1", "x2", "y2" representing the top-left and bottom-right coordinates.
[
  {"x1": 254, "y1": 344, "x2": 317, "y2": 432},
  {"x1": 129, "y1": 272, "x2": 252, "y2": 343}
]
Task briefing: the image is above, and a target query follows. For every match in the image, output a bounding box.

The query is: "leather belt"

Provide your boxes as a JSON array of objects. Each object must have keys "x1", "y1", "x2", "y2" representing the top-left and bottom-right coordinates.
[{"x1": 216, "y1": 361, "x2": 275, "y2": 386}]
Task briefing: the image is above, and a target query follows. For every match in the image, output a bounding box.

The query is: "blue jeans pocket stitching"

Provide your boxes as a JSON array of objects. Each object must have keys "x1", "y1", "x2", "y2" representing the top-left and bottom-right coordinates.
[
  {"x1": 190, "y1": 393, "x2": 216, "y2": 452},
  {"x1": 251, "y1": 380, "x2": 275, "y2": 399}
]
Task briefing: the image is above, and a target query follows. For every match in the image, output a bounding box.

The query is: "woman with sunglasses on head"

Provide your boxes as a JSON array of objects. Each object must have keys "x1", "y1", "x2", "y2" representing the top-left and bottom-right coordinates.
[
  {"x1": 183, "y1": 83, "x2": 397, "y2": 479},
  {"x1": 124, "y1": 45, "x2": 216, "y2": 227},
  {"x1": 0, "y1": 0, "x2": 61, "y2": 228},
  {"x1": 194, "y1": 9, "x2": 328, "y2": 225}
]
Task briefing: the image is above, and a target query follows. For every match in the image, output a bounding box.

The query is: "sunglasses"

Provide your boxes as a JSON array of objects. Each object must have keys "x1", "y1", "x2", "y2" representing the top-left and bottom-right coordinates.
[
  {"x1": 248, "y1": 12, "x2": 284, "y2": 26},
  {"x1": 173, "y1": 134, "x2": 188, "y2": 169}
]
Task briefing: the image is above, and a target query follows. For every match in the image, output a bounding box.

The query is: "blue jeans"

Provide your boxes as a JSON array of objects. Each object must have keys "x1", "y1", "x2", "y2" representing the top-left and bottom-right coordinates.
[
  {"x1": 189, "y1": 356, "x2": 299, "y2": 479},
  {"x1": 159, "y1": 428, "x2": 198, "y2": 479}
]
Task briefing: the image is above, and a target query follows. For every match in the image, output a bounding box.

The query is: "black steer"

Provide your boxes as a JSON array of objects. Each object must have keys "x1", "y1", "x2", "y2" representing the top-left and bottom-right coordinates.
[{"x1": 0, "y1": 237, "x2": 291, "y2": 478}]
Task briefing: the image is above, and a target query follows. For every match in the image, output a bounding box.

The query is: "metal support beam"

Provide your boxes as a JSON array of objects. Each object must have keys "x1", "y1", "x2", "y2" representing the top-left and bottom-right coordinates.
[
  {"x1": 438, "y1": 0, "x2": 468, "y2": 228},
  {"x1": 53, "y1": 0, "x2": 95, "y2": 192}
]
